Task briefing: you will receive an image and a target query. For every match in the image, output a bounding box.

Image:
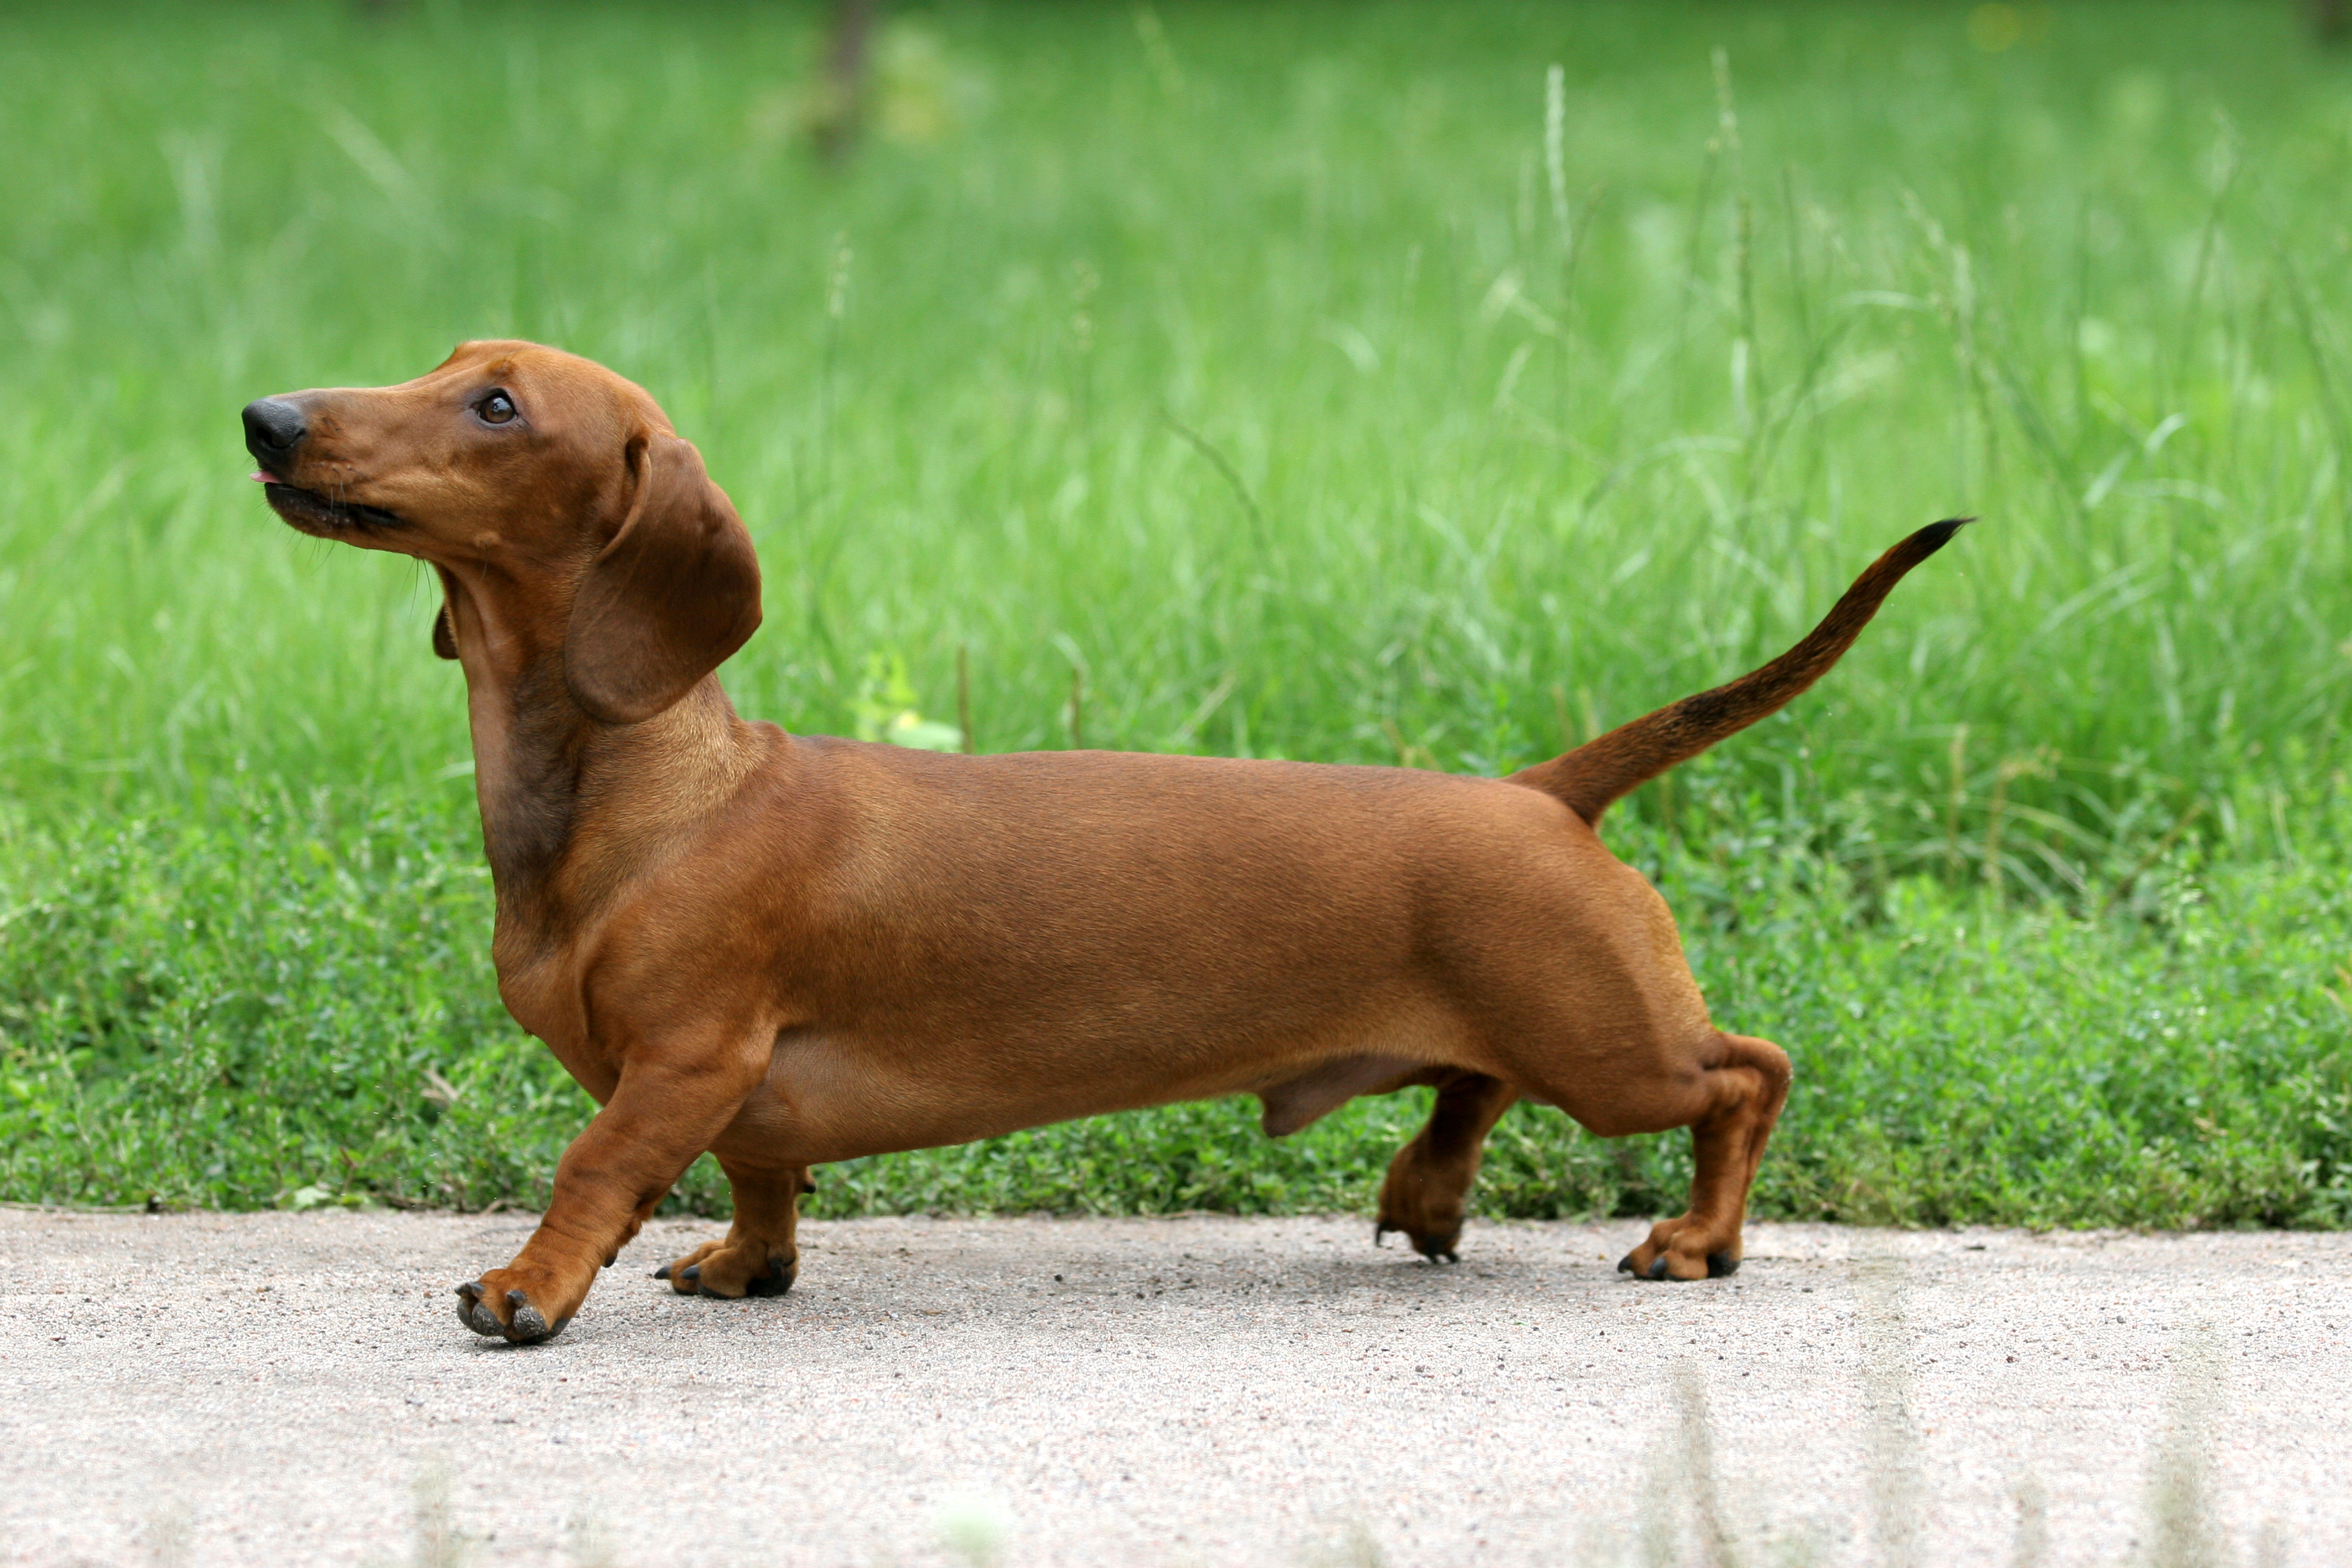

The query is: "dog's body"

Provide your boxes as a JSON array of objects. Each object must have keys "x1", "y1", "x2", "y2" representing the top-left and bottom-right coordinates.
[
  {"x1": 505, "y1": 736, "x2": 1702, "y2": 1156},
  {"x1": 243, "y1": 342, "x2": 1962, "y2": 1342}
]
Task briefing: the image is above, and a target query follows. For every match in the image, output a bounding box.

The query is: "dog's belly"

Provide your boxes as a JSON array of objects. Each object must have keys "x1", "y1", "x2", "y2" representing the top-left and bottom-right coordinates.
[{"x1": 726, "y1": 998, "x2": 1472, "y2": 1165}]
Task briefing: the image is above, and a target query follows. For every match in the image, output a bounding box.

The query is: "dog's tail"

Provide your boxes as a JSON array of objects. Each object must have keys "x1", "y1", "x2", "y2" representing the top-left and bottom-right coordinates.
[{"x1": 1510, "y1": 519, "x2": 1971, "y2": 824}]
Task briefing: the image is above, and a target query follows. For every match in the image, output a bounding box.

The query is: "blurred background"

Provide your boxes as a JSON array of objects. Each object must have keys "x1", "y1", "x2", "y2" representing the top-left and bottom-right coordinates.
[{"x1": 2, "y1": 2, "x2": 2348, "y2": 1226}]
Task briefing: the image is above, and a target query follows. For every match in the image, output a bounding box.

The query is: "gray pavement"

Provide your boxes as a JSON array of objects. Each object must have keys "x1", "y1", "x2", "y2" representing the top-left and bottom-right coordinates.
[{"x1": 1, "y1": 1209, "x2": 2345, "y2": 1567}]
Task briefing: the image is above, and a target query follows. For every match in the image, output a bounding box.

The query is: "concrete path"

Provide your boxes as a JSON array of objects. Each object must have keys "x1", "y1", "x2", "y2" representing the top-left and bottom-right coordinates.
[{"x1": 1, "y1": 1210, "x2": 2345, "y2": 1567}]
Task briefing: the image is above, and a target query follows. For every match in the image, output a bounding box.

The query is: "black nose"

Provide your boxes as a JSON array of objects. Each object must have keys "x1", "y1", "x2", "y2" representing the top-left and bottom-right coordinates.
[{"x1": 242, "y1": 398, "x2": 307, "y2": 468}]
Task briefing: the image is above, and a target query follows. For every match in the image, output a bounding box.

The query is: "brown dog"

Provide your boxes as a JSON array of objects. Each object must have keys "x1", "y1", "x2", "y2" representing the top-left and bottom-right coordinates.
[{"x1": 242, "y1": 341, "x2": 1963, "y2": 1343}]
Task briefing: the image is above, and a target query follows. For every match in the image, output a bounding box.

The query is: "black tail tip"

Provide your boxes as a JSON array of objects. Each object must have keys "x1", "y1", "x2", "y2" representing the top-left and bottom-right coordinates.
[{"x1": 1910, "y1": 516, "x2": 1975, "y2": 555}]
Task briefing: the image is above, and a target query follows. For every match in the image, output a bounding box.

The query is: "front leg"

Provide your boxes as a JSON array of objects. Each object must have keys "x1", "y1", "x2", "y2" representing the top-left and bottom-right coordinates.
[
  {"x1": 656, "y1": 1159, "x2": 813, "y2": 1298},
  {"x1": 1375, "y1": 1070, "x2": 1518, "y2": 1262},
  {"x1": 456, "y1": 1040, "x2": 765, "y2": 1344}
]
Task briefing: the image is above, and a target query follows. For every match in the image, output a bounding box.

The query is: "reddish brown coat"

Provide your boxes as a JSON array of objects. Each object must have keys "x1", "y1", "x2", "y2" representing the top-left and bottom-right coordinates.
[{"x1": 244, "y1": 342, "x2": 1962, "y2": 1342}]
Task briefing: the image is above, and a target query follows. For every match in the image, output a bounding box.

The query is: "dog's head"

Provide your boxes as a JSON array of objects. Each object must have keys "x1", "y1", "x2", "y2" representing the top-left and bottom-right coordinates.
[{"x1": 242, "y1": 340, "x2": 761, "y2": 724}]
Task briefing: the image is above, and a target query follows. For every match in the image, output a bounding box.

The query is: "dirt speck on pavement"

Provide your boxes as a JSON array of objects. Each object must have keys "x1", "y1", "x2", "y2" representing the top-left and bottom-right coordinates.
[{"x1": 1, "y1": 1210, "x2": 2344, "y2": 1566}]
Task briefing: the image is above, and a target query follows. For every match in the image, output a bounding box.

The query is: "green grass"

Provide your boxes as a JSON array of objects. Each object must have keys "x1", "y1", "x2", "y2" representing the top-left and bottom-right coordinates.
[
  {"x1": 2, "y1": 0, "x2": 2349, "y2": 1226},
  {"x1": 6, "y1": 774, "x2": 2348, "y2": 1224}
]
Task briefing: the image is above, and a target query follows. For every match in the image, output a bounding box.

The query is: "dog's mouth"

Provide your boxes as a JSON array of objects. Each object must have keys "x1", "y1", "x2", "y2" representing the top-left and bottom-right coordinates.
[{"x1": 256, "y1": 474, "x2": 405, "y2": 536}]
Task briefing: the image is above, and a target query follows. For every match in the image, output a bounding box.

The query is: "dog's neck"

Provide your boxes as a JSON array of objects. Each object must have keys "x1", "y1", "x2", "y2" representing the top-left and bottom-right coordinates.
[{"x1": 436, "y1": 563, "x2": 764, "y2": 959}]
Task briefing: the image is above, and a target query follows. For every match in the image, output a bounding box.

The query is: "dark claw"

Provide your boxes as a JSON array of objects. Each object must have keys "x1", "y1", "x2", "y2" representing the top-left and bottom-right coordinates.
[
  {"x1": 505, "y1": 1291, "x2": 556, "y2": 1343},
  {"x1": 1707, "y1": 1253, "x2": 1739, "y2": 1278},
  {"x1": 1645, "y1": 1256, "x2": 1670, "y2": 1281},
  {"x1": 742, "y1": 1257, "x2": 797, "y2": 1298},
  {"x1": 454, "y1": 1280, "x2": 505, "y2": 1338},
  {"x1": 1400, "y1": 1222, "x2": 1463, "y2": 1264},
  {"x1": 1617, "y1": 1252, "x2": 1638, "y2": 1275},
  {"x1": 652, "y1": 1264, "x2": 671, "y2": 1280},
  {"x1": 680, "y1": 1264, "x2": 701, "y2": 1283},
  {"x1": 1373, "y1": 1223, "x2": 1395, "y2": 1249}
]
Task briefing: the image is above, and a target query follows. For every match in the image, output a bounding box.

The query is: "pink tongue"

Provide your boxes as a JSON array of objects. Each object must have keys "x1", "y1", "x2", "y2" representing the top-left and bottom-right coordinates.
[{"x1": 250, "y1": 471, "x2": 281, "y2": 484}]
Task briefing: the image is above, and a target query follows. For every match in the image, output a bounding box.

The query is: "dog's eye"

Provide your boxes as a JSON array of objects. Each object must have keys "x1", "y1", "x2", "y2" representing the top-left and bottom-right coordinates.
[{"x1": 477, "y1": 391, "x2": 518, "y2": 425}]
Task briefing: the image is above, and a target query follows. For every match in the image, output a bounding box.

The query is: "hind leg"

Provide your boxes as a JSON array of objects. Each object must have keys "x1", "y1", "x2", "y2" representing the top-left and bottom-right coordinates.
[
  {"x1": 655, "y1": 1157, "x2": 812, "y2": 1299},
  {"x1": 1610, "y1": 1032, "x2": 1791, "y2": 1281},
  {"x1": 1375, "y1": 1070, "x2": 1519, "y2": 1262}
]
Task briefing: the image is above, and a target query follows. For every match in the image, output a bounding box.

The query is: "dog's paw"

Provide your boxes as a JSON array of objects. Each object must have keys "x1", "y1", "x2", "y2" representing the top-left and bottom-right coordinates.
[
  {"x1": 454, "y1": 1277, "x2": 571, "y2": 1344},
  {"x1": 1372, "y1": 1175, "x2": 1469, "y2": 1265},
  {"x1": 655, "y1": 1238, "x2": 796, "y2": 1300},
  {"x1": 1373, "y1": 1220, "x2": 1461, "y2": 1265},
  {"x1": 1616, "y1": 1220, "x2": 1738, "y2": 1283}
]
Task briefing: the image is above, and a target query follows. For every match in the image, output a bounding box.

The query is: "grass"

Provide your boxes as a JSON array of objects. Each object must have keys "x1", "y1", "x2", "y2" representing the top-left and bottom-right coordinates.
[
  {"x1": 2, "y1": 0, "x2": 2350, "y2": 1225},
  {"x1": 1597, "y1": 1271, "x2": 2275, "y2": 1568}
]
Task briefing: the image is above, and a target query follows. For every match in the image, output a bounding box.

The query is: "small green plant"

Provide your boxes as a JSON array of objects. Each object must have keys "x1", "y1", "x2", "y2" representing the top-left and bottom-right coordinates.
[
  {"x1": 1605, "y1": 1289, "x2": 2284, "y2": 1568},
  {"x1": 365, "y1": 1460, "x2": 467, "y2": 1568},
  {"x1": 140, "y1": 1508, "x2": 191, "y2": 1568},
  {"x1": 2140, "y1": 1332, "x2": 2227, "y2": 1568},
  {"x1": 850, "y1": 651, "x2": 965, "y2": 752},
  {"x1": 565, "y1": 1516, "x2": 619, "y2": 1568},
  {"x1": 1302, "y1": 1521, "x2": 1387, "y2": 1568},
  {"x1": 932, "y1": 1493, "x2": 1012, "y2": 1568}
]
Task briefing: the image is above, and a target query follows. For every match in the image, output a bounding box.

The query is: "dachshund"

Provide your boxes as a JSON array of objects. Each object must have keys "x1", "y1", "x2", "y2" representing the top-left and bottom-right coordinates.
[{"x1": 242, "y1": 340, "x2": 1964, "y2": 1342}]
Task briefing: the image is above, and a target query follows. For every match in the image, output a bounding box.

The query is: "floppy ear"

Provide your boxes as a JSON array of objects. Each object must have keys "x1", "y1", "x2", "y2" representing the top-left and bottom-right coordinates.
[{"x1": 564, "y1": 432, "x2": 763, "y2": 724}]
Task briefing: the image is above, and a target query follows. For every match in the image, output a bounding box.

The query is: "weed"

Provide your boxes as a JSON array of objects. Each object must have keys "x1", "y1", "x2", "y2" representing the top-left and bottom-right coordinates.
[
  {"x1": 2141, "y1": 1331, "x2": 2226, "y2": 1568},
  {"x1": 387, "y1": 1459, "x2": 464, "y2": 1568},
  {"x1": 0, "y1": 3, "x2": 2347, "y2": 1226},
  {"x1": 933, "y1": 1493, "x2": 1012, "y2": 1568},
  {"x1": 138, "y1": 1507, "x2": 191, "y2": 1568}
]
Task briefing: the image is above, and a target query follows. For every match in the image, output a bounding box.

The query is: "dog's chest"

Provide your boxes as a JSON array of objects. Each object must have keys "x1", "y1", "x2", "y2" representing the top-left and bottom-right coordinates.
[{"x1": 491, "y1": 950, "x2": 610, "y2": 1091}]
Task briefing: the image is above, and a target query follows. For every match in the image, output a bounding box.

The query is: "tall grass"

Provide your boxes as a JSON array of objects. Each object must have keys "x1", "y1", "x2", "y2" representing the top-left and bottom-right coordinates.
[
  {"x1": 1, "y1": 1, "x2": 2349, "y2": 1219},
  {"x1": 208, "y1": 1289, "x2": 2282, "y2": 1565}
]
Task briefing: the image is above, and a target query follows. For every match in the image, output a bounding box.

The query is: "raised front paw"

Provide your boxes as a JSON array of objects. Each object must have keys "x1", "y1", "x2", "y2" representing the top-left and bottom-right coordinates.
[
  {"x1": 1373, "y1": 1177, "x2": 1467, "y2": 1264},
  {"x1": 653, "y1": 1238, "x2": 796, "y2": 1300},
  {"x1": 1372, "y1": 1215, "x2": 1463, "y2": 1264},
  {"x1": 454, "y1": 1268, "x2": 577, "y2": 1344}
]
